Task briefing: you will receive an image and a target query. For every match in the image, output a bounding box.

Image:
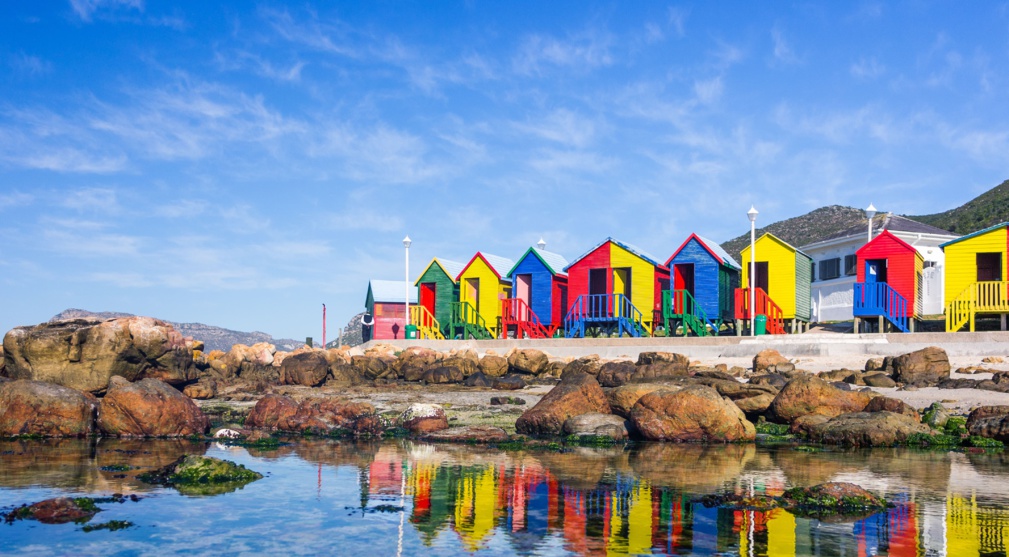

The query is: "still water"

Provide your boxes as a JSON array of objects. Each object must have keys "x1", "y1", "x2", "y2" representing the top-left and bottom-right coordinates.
[{"x1": 2, "y1": 438, "x2": 1009, "y2": 556}]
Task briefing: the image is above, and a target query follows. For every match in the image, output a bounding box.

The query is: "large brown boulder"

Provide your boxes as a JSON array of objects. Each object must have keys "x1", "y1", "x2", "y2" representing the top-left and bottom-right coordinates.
[
  {"x1": 395, "y1": 347, "x2": 442, "y2": 380},
  {"x1": 507, "y1": 348, "x2": 549, "y2": 375},
  {"x1": 809, "y1": 412, "x2": 933, "y2": 446},
  {"x1": 608, "y1": 383, "x2": 681, "y2": 418},
  {"x1": 245, "y1": 394, "x2": 299, "y2": 430},
  {"x1": 98, "y1": 377, "x2": 209, "y2": 437},
  {"x1": 561, "y1": 355, "x2": 603, "y2": 377},
  {"x1": 478, "y1": 355, "x2": 509, "y2": 378},
  {"x1": 753, "y1": 349, "x2": 789, "y2": 373},
  {"x1": 515, "y1": 372, "x2": 610, "y2": 436},
  {"x1": 629, "y1": 385, "x2": 756, "y2": 442},
  {"x1": 210, "y1": 342, "x2": 277, "y2": 381},
  {"x1": 596, "y1": 361, "x2": 636, "y2": 387},
  {"x1": 246, "y1": 394, "x2": 377, "y2": 435},
  {"x1": 0, "y1": 380, "x2": 97, "y2": 437},
  {"x1": 280, "y1": 352, "x2": 330, "y2": 387},
  {"x1": 892, "y1": 346, "x2": 950, "y2": 386},
  {"x1": 3, "y1": 317, "x2": 197, "y2": 394},
  {"x1": 637, "y1": 351, "x2": 690, "y2": 369},
  {"x1": 400, "y1": 403, "x2": 448, "y2": 434},
  {"x1": 864, "y1": 396, "x2": 919, "y2": 419},
  {"x1": 422, "y1": 425, "x2": 509, "y2": 443},
  {"x1": 562, "y1": 412, "x2": 630, "y2": 440},
  {"x1": 351, "y1": 355, "x2": 393, "y2": 380},
  {"x1": 633, "y1": 362, "x2": 690, "y2": 381},
  {"x1": 768, "y1": 375, "x2": 872, "y2": 423},
  {"x1": 967, "y1": 406, "x2": 1009, "y2": 442},
  {"x1": 183, "y1": 378, "x2": 218, "y2": 400},
  {"x1": 423, "y1": 366, "x2": 464, "y2": 384}
]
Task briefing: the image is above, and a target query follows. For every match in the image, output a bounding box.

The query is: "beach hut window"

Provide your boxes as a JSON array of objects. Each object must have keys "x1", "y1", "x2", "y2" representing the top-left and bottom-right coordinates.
[
  {"x1": 844, "y1": 255, "x2": 857, "y2": 276},
  {"x1": 977, "y1": 253, "x2": 1002, "y2": 282},
  {"x1": 819, "y1": 258, "x2": 841, "y2": 280}
]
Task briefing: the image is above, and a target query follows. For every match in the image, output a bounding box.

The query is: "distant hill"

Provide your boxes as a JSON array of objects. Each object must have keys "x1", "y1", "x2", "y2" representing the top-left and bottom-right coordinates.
[
  {"x1": 720, "y1": 205, "x2": 867, "y2": 258},
  {"x1": 49, "y1": 309, "x2": 303, "y2": 353},
  {"x1": 908, "y1": 179, "x2": 1009, "y2": 234},
  {"x1": 328, "y1": 312, "x2": 365, "y2": 348}
]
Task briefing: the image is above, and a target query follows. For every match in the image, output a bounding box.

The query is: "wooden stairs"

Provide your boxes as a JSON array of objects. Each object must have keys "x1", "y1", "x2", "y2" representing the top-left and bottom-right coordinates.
[
  {"x1": 945, "y1": 281, "x2": 1009, "y2": 332},
  {"x1": 448, "y1": 301, "x2": 495, "y2": 340},
  {"x1": 853, "y1": 282, "x2": 910, "y2": 333},
  {"x1": 501, "y1": 298, "x2": 557, "y2": 339},
  {"x1": 564, "y1": 294, "x2": 651, "y2": 338},
  {"x1": 734, "y1": 287, "x2": 786, "y2": 334},
  {"x1": 410, "y1": 305, "x2": 445, "y2": 340},
  {"x1": 662, "y1": 289, "x2": 716, "y2": 337}
]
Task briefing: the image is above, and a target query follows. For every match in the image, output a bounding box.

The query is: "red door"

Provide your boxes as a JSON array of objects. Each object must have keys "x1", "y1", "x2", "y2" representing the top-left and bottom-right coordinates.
[{"x1": 420, "y1": 283, "x2": 436, "y2": 315}]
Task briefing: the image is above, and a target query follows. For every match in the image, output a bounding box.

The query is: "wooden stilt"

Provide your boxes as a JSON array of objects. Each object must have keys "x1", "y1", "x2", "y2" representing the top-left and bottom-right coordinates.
[{"x1": 854, "y1": 317, "x2": 860, "y2": 334}]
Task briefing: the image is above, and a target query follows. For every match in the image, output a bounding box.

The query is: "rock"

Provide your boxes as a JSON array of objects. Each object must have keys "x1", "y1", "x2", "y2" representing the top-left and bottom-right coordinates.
[
  {"x1": 937, "y1": 378, "x2": 982, "y2": 389},
  {"x1": 422, "y1": 425, "x2": 509, "y2": 443},
  {"x1": 5, "y1": 497, "x2": 100, "y2": 524},
  {"x1": 596, "y1": 361, "x2": 636, "y2": 387},
  {"x1": 692, "y1": 377, "x2": 778, "y2": 402},
  {"x1": 892, "y1": 346, "x2": 950, "y2": 387},
  {"x1": 608, "y1": 383, "x2": 679, "y2": 418},
  {"x1": 423, "y1": 366, "x2": 463, "y2": 384},
  {"x1": 183, "y1": 379, "x2": 218, "y2": 400},
  {"x1": 733, "y1": 393, "x2": 776, "y2": 414},
  {"x1": 922, "y1": 402, "x2": 950, "y2": 429},
  {"x1": 864, "y1": 357, "x2": 887, "y2": 372},
  {"x1": 0, "y1": 380, "x2": 97, "y2": 437},
  {"x1": 817, "y1": 369, "x2": 863, "y2": 384},
  {"x1": 439, "y1": 352, "x2": 479, "y2": 377},
  {"x1": 863, "y1": 373, "x2": 897, "y2": 388},
  {"x1": 771, "y1": 362, "x2": 797, "y2": 375},
  {"x1": 632, "y1": 362, "x2": 690, "y2": 382},
  {"x1": 753, "y1": 349, "x2": 789, "y2": 374},
  {"x1": 561, "y1": 355, "x2": 603, "y2": 377},
  {"x1": 351, "y1": 355, "x2": 393, "y2": 380},
  {"x1": 399, "y1": 404, "x2": 448, "y2": 434},
  {"x1": 967, "y1": 406, "x2": 1009, "y2": 442},
  {"x1": 490, "y1": 396, "x2": 525, "y2": 405},
  {"x1": 562, "y1": 413, "x2": 630, "y2": 440},
  {"x1": 789, "y1": 414, "x2": 830, "y2": 436},
  {"x1": 983, "y1": 356, "x2": 1005, "y2": 364},
  {"x1": 493, "y1": 374, "x2": 526, "y2": 390},
  {"x1": 478, "y1": 354, "x2": 508, "y2": 377},
  {"x1": 750, "y1": 374, "x2": 788, "y2": 389},
  {"x1": 768, "y1": 375, "x2": 872, "y2": 423},
  {"x1": 98, "y1": 378, "x2": 208, "y2": 437},
  {"x1": 539, "y1": 361, "x2": 567, "y2": 378},
  {"x1": 832, "y1": 381, "x2": 852, "y2": 391},
  {"x1": 3, "y1": 317, "x2": 197, "y2": 394},
  {"x1": 463, "y1": 371, "x2": 495, "y2": 388},
  {"x1": 213, "y1": 342, "x2": 276, "y2": 381},
  {"x1": 279, "y1": 351, "x2": 331, "y2": 387},
  {"x1": 630, "y1": 385, "x2": 755, "y2": 442},
  {"x1": 139, "y1": 455, "x2": 262, "y2": 495},
  {"x1": 326, "y1": 357, "x2": 363, "y2": 388},
  {"x1": 515, "y1": 372, "x2": 610, "y2": 436},
  {"x1": 394, "y1": 347, "x2": 442, "y2": 380},
  {"x1": 692, "y1": 370, "x2": 740, "y2": 382},
  {"x1": 728, "y1": 366, "x2": 747, "y2": 377},
  {"x1": 864, "y1": 397, "x2": 919, "y2": 419},
  {"x1": 809, "y1": 412, "x2": 933, "y2": 446},
  {"x1": 780, "y1": 482, "x2": 888, "y2": 515},
  {"x1": 288, "y1": 397, "x2": 378, "y2": 435},
  {"x1": 245, "y1": 394, "x2": 299, "y2": 430},
  {"x1": 636, "y1": 352, "x2": 690, "y2": 369},
  {"x1": 507, "y1": 348, "x2": 549, "y2": 375}
]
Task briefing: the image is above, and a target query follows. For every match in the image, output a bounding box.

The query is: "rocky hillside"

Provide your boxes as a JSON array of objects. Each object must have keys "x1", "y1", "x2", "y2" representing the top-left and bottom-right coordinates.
[
  {"x1": 49, "y1": 309, "x2": 302, "y2": 353},
  {"x1": 909, "y1": 179, "x2": 1009, "y2": 234},
  {"x1": 329, "y1": 312, "x2": 365, "y2": 348},
  {"x1": 720, "y1": 205, "x2": 867, "y2": 257}
]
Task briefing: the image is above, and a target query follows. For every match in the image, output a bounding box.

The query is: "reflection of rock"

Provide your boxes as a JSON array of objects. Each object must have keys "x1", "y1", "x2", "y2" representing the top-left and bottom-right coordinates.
[
  {"x1": 532, "y1": 446, "x2": 628, "y2": 490},
  {"x1": 0, "y1": 379, "x2": 97, "y2": 437},
  {"x1": 98, "y1": 378, "x2": 209, "y2": 437},
  {"x1": 631, "y1": 443, "x2": 755, "y2": 491}
]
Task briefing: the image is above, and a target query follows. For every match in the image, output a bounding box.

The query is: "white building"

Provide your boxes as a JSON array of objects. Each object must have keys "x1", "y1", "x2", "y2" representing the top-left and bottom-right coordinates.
[{"x1": 801, "y1": 213, "x2": 958, "y2": 322}]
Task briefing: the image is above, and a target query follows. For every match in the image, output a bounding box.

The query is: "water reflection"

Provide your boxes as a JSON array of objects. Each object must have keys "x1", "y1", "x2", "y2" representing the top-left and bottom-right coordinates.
[{"x1": 4, "y1": 439, "x2": 1009, "y2": 556}]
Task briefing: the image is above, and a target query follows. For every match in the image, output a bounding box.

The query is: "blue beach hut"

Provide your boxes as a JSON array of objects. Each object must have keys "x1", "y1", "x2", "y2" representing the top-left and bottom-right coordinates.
[{"x1": 662, "y1": 234, "x2": 741, "y2": 336}]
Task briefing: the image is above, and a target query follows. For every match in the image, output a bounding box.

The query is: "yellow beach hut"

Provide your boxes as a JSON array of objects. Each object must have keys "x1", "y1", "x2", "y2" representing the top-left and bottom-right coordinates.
[
  {"x1": 941, "y1": 222, "x2": 1009, "y2": 332},
  {"x1": 450, "y1": 252, "x2": 514, "y2": 339},
  {"x1": 737, "y1": 233, "x2": 812, "y2": 333}
]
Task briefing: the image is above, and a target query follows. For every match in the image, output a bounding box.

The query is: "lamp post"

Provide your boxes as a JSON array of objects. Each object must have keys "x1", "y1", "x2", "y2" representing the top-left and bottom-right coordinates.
[
  {"x1": 748, "y1": 206, "x2": 758, "y2": 337},
  {"x1": 403, "y1": 236, "x2": 412, "y2": 332},
  {"x1": 865, "y1": 203, "x2": 877, "y2": 243}
]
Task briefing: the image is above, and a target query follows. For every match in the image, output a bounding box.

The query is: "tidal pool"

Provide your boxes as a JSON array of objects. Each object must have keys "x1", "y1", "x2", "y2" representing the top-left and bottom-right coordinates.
[{"x1": 2, "y1": 438, "x2": 1009, "y2": 556}]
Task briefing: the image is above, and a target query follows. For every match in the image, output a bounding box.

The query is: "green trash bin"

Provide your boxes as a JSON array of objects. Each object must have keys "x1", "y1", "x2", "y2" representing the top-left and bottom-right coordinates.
[
  {"x1": 754, "y1": 314, "x2": 767, "y2": 336},
  {"x1": 405, "y1": 324, "x2": 418, "y2": 340}
]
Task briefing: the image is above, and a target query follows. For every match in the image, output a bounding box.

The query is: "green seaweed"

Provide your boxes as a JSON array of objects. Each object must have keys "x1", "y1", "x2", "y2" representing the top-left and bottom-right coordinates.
[
  {"x1": 81, "y1": 520, "x2": 134, "y2": 533},
  {"x1": 905, "y1": 433, "x2": 960, "y2": 447},
  {"x1": 944, "y1": 416, "x2": 967, "y2": 436},
  {"x1": 966, "y1": 436, "x2": 1005, "y2": 449},
  {"x1": 564, "y1": 434, "x2": 619, "y2": 447},
  {"x1": 755, "y1": 422, "x2": 791, "y2": 436}
]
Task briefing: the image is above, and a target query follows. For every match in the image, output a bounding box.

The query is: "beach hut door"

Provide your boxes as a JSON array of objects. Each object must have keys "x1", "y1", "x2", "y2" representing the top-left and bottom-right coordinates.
[
  {"x1": 589, "y1": 269, "x2": 608, "y2": 318},
  {"x1": 865, "y1": 260, "x2": 887, "y2": 284},
  {"x1": 750, "y1": 262, "x2": 769, "y2": 293},
  {"x1": 977, "y1": 253, "x2": 1002, "y2": 282},
  {"x1": 516, "y1": 274, "x2": 532, "y2": 321},
  {"x1": 420, "y1": 283, "x2": 437, "y2": 315},
  {"x1": 466, "y1": 278, "x2": 480, "y2": 312},
  {"x1": 673, "y1": 264, "x2": 694, "y2": 313}
]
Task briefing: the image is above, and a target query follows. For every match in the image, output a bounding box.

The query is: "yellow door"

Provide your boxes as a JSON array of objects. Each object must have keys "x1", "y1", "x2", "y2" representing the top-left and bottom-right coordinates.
[
  {"x1": 613, "y1": 268, "x2": 631, "y2": 315},
  {"x1": 466, "y1": 278, "x2": 480, "y2": 312}
]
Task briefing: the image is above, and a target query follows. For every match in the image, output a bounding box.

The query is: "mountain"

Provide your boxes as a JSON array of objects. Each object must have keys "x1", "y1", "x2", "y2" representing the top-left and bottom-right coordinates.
[
  {"x1": 49, "y1": 309, "x2": 303, "y2": 353},
  {"x1": 720, "y1": 205, "x2": 868, "y2": 258},
  {"x1": 908, "y1": 179, "x2": 1009, "y2": 234},
  {"x1": 327, "y1": 312, "x2": 366, "y2": 348}
]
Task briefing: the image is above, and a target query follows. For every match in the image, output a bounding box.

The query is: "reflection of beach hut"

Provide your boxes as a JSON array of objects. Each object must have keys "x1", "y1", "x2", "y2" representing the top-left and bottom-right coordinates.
[
  {"x1": 363, "y1": 279, "x2": 417, "y2": 341},
  {"x1": 663, "y1": 234, "x2": 740, "y2": 336},
  {"x1": 853, "y1": 230, "x2": 922, "y2": 333},
  {"x1": 413, "y1": 258, "x2": 465, "y2": 339},
  {"x1": 503, "y1": 242, "x2": 568, "y2": 338},
  {"x1": 563, "y1": 237, "x2": 669, "y2": 337},
  {"x1": 737, "y1": 233, "x2": 812, "y2": 334},
  {"x1": 450, "y1": 252, "x2": 514, "y2": 339},
  {"x1": 942, "y1": 222, "x2": 1009, "y2": 332}
]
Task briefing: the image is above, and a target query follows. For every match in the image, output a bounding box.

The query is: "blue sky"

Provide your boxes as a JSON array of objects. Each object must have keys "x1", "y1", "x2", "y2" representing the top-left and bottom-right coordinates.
[{"x1": 1, "y1": 1, "x2": 1008, "y2": 340}]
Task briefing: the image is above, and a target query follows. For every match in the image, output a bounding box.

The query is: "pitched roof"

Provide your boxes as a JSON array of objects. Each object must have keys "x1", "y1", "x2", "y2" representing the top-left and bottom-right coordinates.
[
  {"x1": 856, "y1": 229, "x2": 924, "y2": 259},
  {"x1": 414, "y1": 258, "x2": 466, "y2": 286},
  {"x1": 367, "y1": 280, "x2": 418, "y2": 304},
  {"x1": 456, "y1": 252, "x2": 515, "y2": 281},
  {"x1": 940, "y1": 221, "x2": 1009, "y2": 248},
  {"x1": 507, "y1": 247, "x2": 569, "y2": 277},
  {"x1": 666, "y1": 233, "x2": 741, "y2": 270},
  {"x1": 819, "y1": 213, "x2": 956, "y2": 243},
  {"x1": 564, "y1": 237, "x2": 663, "y2": 271},
  {"x1": 745, "y1": 232, "x2": 813, "y2": 261}
]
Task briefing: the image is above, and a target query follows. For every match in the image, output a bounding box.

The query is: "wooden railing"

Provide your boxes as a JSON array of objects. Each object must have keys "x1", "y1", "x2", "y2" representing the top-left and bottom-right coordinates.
[
  {"x1": 564, "y1": 294, "x2": 650, "y2": 337},
  {"x1": 410, "y1": 305, "x2": 444, "y2": 340},
  {"x1": 661, "y1": 289, "x2": 711, "y2": 336},
  {"x1": 449, "y1": 301, "x2": 493, "y2": 339},
  {"x1": 501, "y1": 298, "x2": 556, "y2": 338},
  {"x1": 734, "y1": 287, "x2": 786, "y2": 334},
  {"x1": 853, "y1": 282, "x2": 909, "y2": 332},
  {"x1": 946, "y1": 281, "x2": 1009, "y2": 332}
]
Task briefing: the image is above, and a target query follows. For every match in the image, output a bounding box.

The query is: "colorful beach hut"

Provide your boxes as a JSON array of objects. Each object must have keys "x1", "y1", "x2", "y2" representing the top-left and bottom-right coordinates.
[
  {"x1": 941, "y1": 222, "x2": 1009, "y2": 332},
  {"x1": 562, "y1": 237, "x2": 669, "y2": 338},
  {"x1": 363, "y1": 279, "x2": 417, "y2": 342},
  {"x1": 662, "y1": 234, "x2": 741, "y2": 336},
  {"x1": 413, "y1": 258, "x2": 465, "y2": 339},
  {"x1": 852, "y1": 230, "x2": 923, "y2": 333},
  {"x1": 503, "y1": 242, "x2": 568, "y2": 338},
  {"x1": 737, "y1": 233, "x2": 812, "y2": 334},
  {"x1": 450, "y1": 252, "x2": 514, "y2": 339}
]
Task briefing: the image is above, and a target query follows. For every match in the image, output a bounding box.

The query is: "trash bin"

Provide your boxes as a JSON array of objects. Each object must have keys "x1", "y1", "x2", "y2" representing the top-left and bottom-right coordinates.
[
  {"x1": 405, "y1": 324, "x2": 418, "y2": 340},
  {"x1": 754, "y1": 314, "x2": 767, "y2": 336}
]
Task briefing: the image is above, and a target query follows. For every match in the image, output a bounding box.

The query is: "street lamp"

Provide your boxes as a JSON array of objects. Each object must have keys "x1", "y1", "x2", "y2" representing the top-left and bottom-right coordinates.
[
  {"x1": 403, "y1": 236, "x2": 412, "y2": 332},
  {"x1": 865, "y1": 203, "x2": 877, "y2": 243},
  {"x1": 748, "y1": 206, "x2": 758, "y2": 337}
]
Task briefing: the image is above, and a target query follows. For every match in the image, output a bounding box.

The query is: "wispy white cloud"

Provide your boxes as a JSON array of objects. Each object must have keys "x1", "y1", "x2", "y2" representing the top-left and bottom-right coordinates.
[
  {"x1": 69, "y1": 0, "x2": 143, "y2": 23},
  {"x1": 8, "y1": 52, "x2": 51, "y2": 76},
  {"x1": 693, "y1": 76, "x2": 724, "y2": 104},
  {"x1": 668, "y1": 8, "x2": 688, "y2": 38},
  {"x1": 69, "y1": 0, "x2": 185, "y2": 29},
  {"x1": 513, "y1": 109, "x2": 598, "y2": 148},
  {"x1": 0, "y1": 191, "x2": 33, "y2": 210},
  {"x1": 326, "y1": 209, "x2": 404, "y2": 232},
  {"x1": 850, "y1": 57, "x2": 885, "y2": 79},
  {"x1": 770, "y1": 27, "x2": 801, "y2": 66},
  {"x1": 312, "y1": 123, "x2": 445, "y2": 184},
  {"x1": 529, "y1": 149, "x2": 615, "y2": 174},
  {"x1": 513, "y1": 28, "x2": 614, "y2": 75}
]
